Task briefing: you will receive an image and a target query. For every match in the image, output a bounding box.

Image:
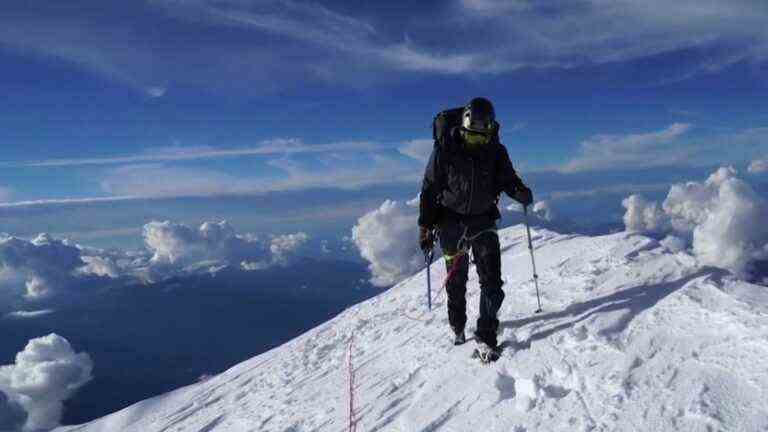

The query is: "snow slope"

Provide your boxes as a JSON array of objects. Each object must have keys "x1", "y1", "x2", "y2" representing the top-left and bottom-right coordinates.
[{"x1": 58, "y1": 226, "x2": 768, "y2": 432}]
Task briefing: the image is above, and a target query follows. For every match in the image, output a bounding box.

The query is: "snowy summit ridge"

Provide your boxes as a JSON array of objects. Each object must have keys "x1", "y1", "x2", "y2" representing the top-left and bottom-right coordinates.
[{"x1": 58, "y1": 226, "x2": 768, "y2": 431}]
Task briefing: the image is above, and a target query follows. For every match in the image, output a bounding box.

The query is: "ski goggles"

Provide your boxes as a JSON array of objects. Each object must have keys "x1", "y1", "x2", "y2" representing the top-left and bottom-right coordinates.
[{"x1": 462, "y1": 129, "x2": 491, "y2": 146}]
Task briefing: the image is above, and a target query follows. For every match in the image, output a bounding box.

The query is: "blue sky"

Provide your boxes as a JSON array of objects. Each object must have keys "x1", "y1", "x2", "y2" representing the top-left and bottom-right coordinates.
[{"x1": 1, "y1": 0, "x2": 768, "y2": 247}]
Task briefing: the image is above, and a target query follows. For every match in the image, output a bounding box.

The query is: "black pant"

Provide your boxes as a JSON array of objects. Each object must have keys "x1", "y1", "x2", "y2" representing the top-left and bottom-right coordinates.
[{"x1": 438, "y1": 211, "x2": 505, "y2": 347}]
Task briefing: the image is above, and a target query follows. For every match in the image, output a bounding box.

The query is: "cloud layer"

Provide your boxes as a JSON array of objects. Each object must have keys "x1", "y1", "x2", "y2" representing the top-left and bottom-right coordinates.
[
  {"x1": 141, "y1": 220, "x2": 309, "y2": 280},
  {"x1": 144, "y1": 220, "x2": 307, "y2": 266},
  {"x1": 622, "y1": 167, "x2": 768, "y2": 278},
  {"x1": 0, "y1": 220, "x2": 310, "y2": 302},
  {"x1": 30, "y1": 140, "x2": 418, "y2": 203},
  {"x1": 0, "y1": 334, "x2": 93, "y2": 431}
]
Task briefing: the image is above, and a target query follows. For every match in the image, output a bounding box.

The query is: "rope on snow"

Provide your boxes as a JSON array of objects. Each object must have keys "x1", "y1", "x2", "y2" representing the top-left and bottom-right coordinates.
[{"x1": 347, "y1": 334, "x2": 357, "y2": 432}]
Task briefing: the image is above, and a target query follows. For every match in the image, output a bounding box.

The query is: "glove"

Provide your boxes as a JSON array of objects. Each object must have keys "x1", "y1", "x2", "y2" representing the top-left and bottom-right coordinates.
[
  {"x1": 514, "y1": 185, "x2": 533, "y2": 207},
  {"x1": 419, "y1": 226, "x2": 435, "y2": 253}
]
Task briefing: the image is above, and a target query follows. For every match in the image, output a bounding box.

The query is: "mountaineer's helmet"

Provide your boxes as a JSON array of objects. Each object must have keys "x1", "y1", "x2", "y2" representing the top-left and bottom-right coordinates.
[{"x1": 461, "y1": 97, "x2": 496, "y2": 134}]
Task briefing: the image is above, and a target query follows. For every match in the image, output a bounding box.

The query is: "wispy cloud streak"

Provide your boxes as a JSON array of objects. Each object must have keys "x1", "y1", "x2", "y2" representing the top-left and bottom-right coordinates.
[
  {"x1": 3, "y1": 0, "x2": 767, "y2": 95},
  {"x1": 3, "y1": 140, "x2": 381, "y2": 168},
  {"x1": 560, "y1": 123, "x2": 694, "y2": 173}
]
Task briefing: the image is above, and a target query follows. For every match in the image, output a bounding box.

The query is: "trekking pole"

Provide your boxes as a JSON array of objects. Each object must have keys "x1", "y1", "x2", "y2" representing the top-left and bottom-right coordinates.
[
  {"x1": 425, "y1": 248, "x2": 434, "y2": 311},
  {"x1": 523, "y1": 206, "x2": 543, "y2": 313}
]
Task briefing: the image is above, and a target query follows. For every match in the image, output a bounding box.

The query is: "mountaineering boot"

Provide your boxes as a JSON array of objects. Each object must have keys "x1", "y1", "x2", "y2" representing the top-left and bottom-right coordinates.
[
  {"x1": 473, "y1": 340, "x2": 500, "y2": 363},
  {"x1": 452, "y1": 327, "x2": 466, "y2": 345}
]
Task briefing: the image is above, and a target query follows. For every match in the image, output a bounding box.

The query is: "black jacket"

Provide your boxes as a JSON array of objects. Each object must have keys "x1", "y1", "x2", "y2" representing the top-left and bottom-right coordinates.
[{"x1": 418, "y1": 127, "x2": 526, "y2": 228}]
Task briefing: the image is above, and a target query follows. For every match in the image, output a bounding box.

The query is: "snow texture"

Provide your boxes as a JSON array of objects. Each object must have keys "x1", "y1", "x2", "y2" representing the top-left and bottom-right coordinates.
[
  {"x1": 623, "y1": 167, "x2": 768, "y2": 278},
  {"x1": 1, "y1": 334, "x2": 93, "y2": 431},
  {"x1": 57, "y1": 226, "x2": 768, "y2": 432}
]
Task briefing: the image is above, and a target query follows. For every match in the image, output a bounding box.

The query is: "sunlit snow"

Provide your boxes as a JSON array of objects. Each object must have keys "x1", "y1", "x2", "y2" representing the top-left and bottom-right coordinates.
[{"x1": 57, "y1": 226, "x2": 768, "y2": 431}]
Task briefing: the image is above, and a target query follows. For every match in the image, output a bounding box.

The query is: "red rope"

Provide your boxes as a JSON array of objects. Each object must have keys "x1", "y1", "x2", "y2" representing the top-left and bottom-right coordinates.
[{"x1": 347, "y1": 334, "x2": 356, "y2": 432}]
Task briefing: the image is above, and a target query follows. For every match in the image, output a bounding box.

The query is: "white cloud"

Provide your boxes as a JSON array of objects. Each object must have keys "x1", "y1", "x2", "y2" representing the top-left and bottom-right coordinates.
[
  {"x1": 351, "y1": 197, "x2": 565, "y2": 287},
  {"x1": 4, "y1": 310, "x2": 54, "y2": 320},
  {"x1": 78, "y1": 256, "x2": 121, "y2": 278},
  {"x1": 547, "y1": 183, "x2": 671, "y2": 200},
  {"x1": 622, "y1": 194, "x2": 669, "y2": 234},
  {"x1": 177, "y1": 0, "x2": 486, "y2": 74},
  {"x1": 168, "y1": 0, "x2": 768, "y2": 77},
  {"x1": 502, "y1": 200, "x2": 572, "y2": 233},
  {"x1": 239, "y1": 261, "x2": 270, "y2": 272},
  {"x1": 0, "y1": 234, "x2": 85, "y2": 299},
  {"x1": 551, "y1": 124, "x2": 768, "y2": 175},
  {"x1": 7, "y1": 140, "x2": 379, "y2": 168},
  {"x1": 4, "y1": 0, "x2": 768, "y2": 97},
  {"x1": 532, "y1": 200, "x2": 555, "y2": 221},
  {"x1": 461, "y1": 0, "x2": 531, "y2": 14},
  {"x1": 458, "y1": 0, "x2": 768, "y2": 74},
  {"x1": 352, "y1": 200, "x2": 424, "y2": 287},
  {"x1": 269, "y1": 232, "x2": 309, "y2": 265},
  {"x1": 505, "y1": 200, "x2": 556, "y2": 221},
  {"x1": 181, "y1": 0, "x2": 378, "y2": 49},
  {"x1": 141, "y1": 220, "x2": 308, "y2": 280},
  {"x1": 398, "y1": 139, "x2": 434, "y2": 163},
  {"x1": 144, "y1": 220, "x2": 244, "y2": 266},
  {"x1": 263, "y1": 152, "x2": 420, "y2": 192},
  {"x1": 562, "y1": 123, "x2": 692, "y2": 173},
  {"x1": 101, "y1": 164, "x2": 247, "y2": 198},
  {"x1": 0, "y1": 195, "x2": 148, "y2": 209},
  {"x1": 0, "y1": 12, "x2": 164, "y2": 97},
  {"x1": 0, "y1": 137, "x2": 426, "y2": 207},
  {"x1": 662, "y1": 167, "x2": 740, "y2": 232},
  {"x1": 98, "y1": 158, "x2": 419, "y2": 200},
  {"x1": 147, "y1": 86, "x2": 167, "y2": 98},
  {"x1": 0, "y1": 219, "x2": 314, "y2": 299},
  {"x1": 748, "y1": 158, "x2": 768, "y2": 174},
  {"x1": 0, "y1": 334, "x2": 93, "y2": 431},
  {"x1": 622, "y1": 167, "x2": 768, "y2": 278}
]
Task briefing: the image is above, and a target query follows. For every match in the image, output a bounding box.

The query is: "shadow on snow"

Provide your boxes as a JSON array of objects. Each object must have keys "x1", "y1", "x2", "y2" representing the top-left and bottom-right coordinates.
[{"x1": 501, "y1": 266, "x2": 728, "y2": 347}]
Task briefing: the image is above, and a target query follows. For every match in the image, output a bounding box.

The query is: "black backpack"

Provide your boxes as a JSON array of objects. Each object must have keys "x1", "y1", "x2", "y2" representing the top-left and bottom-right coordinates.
[{"x1": 432, "y1": 107, "x2": 500, "y2": 150}]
